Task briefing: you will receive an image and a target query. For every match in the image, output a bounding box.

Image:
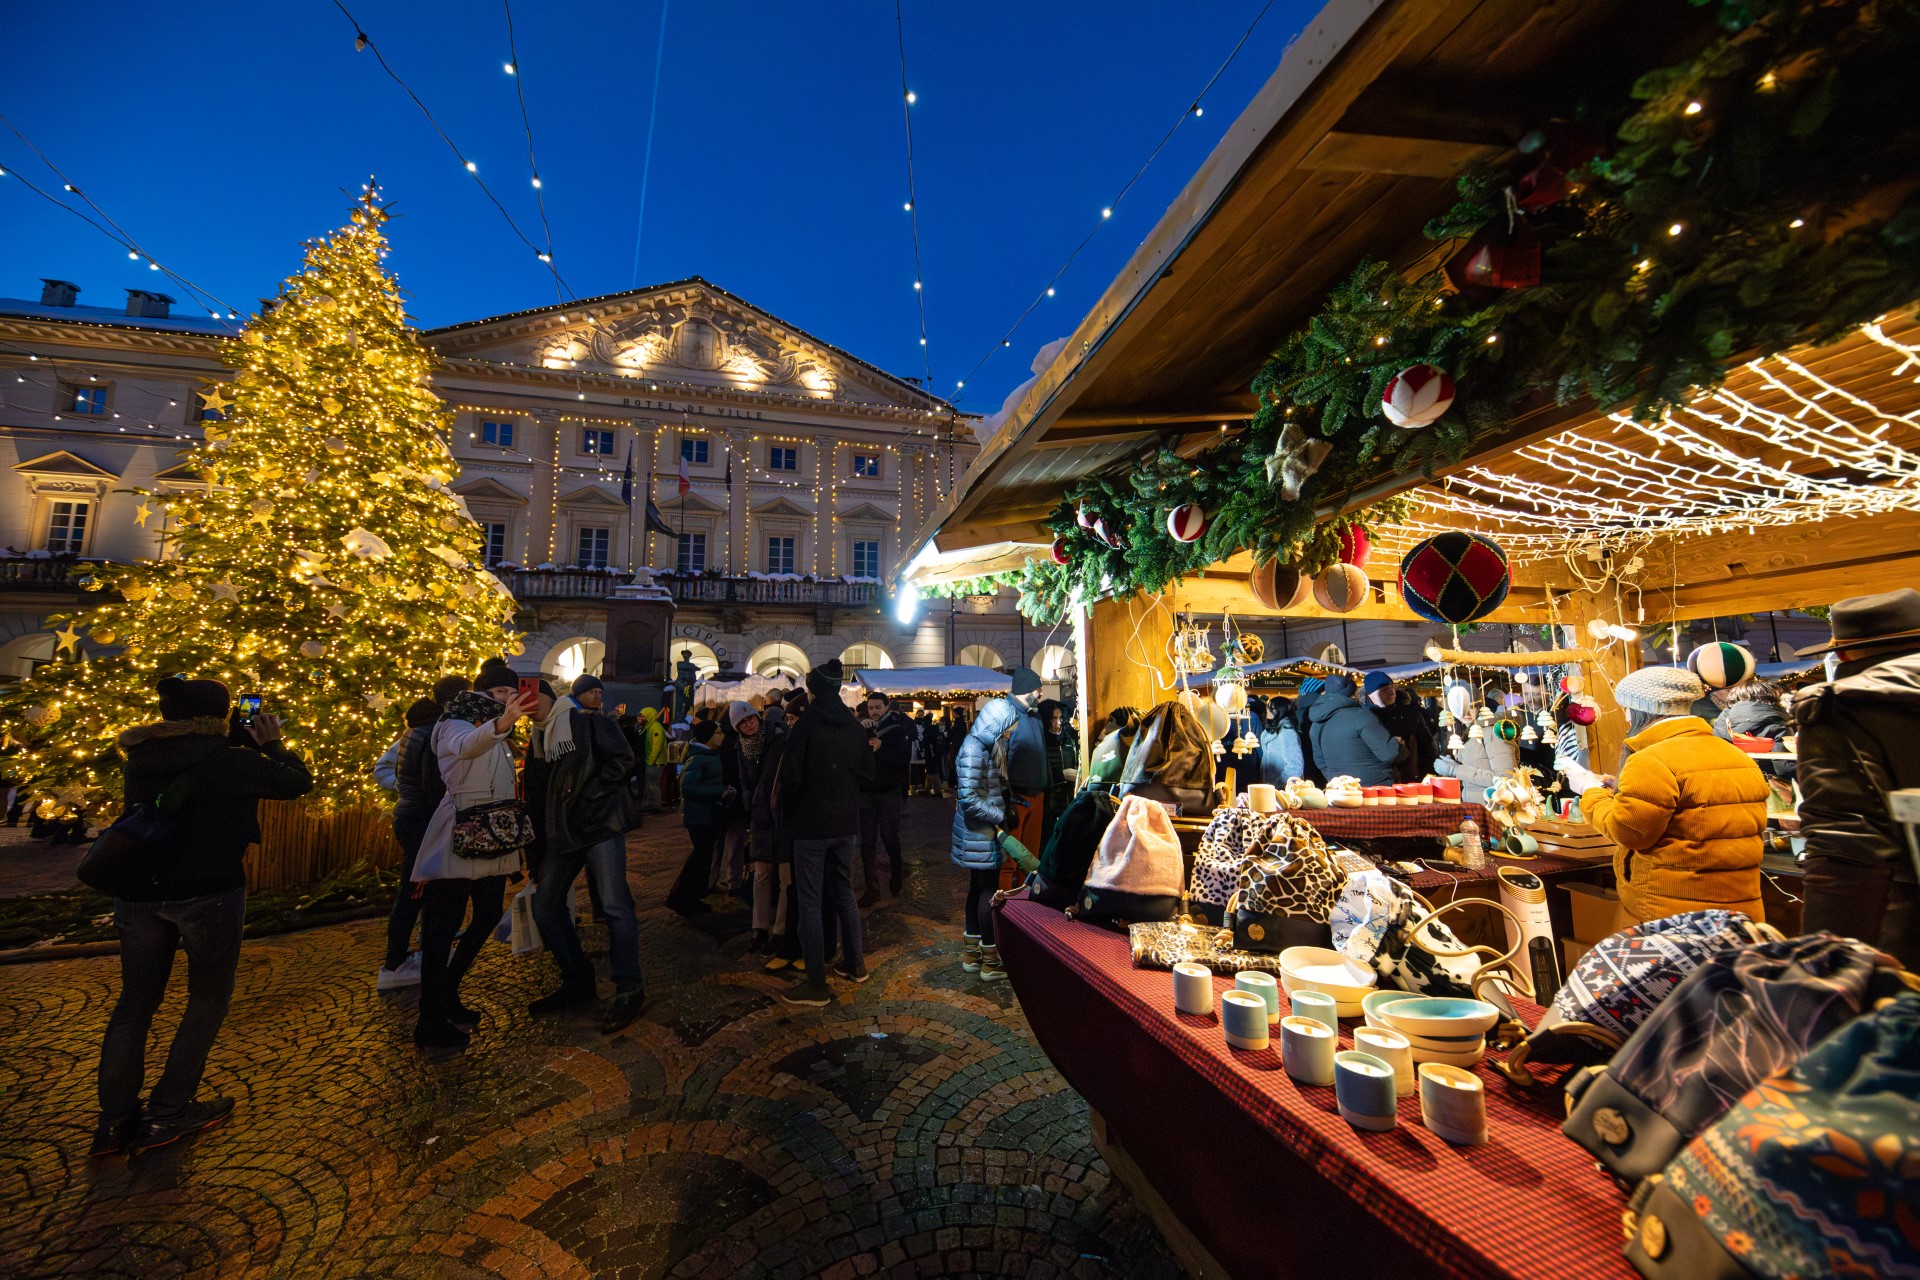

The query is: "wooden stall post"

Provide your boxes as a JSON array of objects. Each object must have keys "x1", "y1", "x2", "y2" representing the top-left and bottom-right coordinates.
[
  {"x1": 1085, "y1": 595, "x2": 1175, "y2": 725},
  {"x1": 1561, "y1": 589, "x2": 1638, "y2": 773}
]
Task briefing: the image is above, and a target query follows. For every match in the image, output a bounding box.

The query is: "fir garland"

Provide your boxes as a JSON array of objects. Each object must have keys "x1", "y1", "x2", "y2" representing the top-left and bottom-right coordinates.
[{"x1": 1036, "y1": 0, "x2": 1920, "y2": 614}]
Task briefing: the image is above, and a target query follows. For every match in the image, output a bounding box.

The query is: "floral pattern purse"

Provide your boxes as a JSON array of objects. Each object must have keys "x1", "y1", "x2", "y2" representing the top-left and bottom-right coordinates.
[{"x1": 451, "y1": 799, "x2": 534, "y2": 858}]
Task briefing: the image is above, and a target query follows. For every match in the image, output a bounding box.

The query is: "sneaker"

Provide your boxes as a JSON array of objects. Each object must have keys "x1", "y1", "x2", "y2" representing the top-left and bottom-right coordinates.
[
  {"x1": 761, "y1": 955, "x2": 792, "y2": 973},
  {"x1": 776, "y1": 981, "x2": 833, "y2": 1008},
  {"x1": 90, "y1": 1109, "x2": 141, "y2": 1158},
  {"x1": 792, "y1": 958, "x2": 807, "y2": 975},
  {"x1": 830, "y1": 964, "x2": 870, "y2": 985},
  {"x1": 129, "y1": 1097, "x2": 234, "y2": 1154},
  {"x1": 527, "y1": 982, "x2": 596, "y2": 1016},
  {"x1": 413, "y1": 1017, "x2": 471, "y2": 1051},
  {"x1": 598, "y1": 987, "x2": 645, "y2": 1034},
  {"x1": 961, "y1": 934, "x2": 982, "y2": 973},
  {"x1": 979, "y1": 945, "x2": 1008, "y2": 983},
  {"x1": 376, "y1": 953, "x2": 422, "y2": 991}
]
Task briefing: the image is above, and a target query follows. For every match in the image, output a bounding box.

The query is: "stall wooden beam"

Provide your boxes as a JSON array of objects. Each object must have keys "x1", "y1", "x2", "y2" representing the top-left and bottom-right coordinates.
[{"x1": 1558, "y1": 590, "x2": 1636, "y2": 772}]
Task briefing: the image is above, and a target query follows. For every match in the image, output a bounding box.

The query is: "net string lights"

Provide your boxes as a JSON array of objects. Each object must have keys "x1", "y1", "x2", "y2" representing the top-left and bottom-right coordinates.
[{"x1": 948, "y1": 0, "x2": 1285, "y2": 401}]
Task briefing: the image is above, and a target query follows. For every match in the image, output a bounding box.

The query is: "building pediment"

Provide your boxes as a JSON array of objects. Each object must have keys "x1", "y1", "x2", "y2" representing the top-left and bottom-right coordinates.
[
  {"x1": 557, "y1": 485, "x2": 627, "y2": 509},
  {"x1": 13, "y1": 450, "x2": 118, "y2": 479},
  {"x1": 752, "y1": 495, "x2": 814, "y2": 519},
  {"x1": 424, "y1": 278, "x2": 939, "y2": 411},
  {"x1": 660, "y1": 490, "x2": 725, "y2": 515},
  {"x1": 454, "y1": 476, "x2": 528, "y2": 506},
  {"x1": 836, "y1": 501, "x2": 894, "y2": 523}
]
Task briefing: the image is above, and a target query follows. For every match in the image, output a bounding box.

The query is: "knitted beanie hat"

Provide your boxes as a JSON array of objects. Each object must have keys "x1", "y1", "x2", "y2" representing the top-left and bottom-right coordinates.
[
  {"x1": 1009, "y1": 668, "x2": 1043, "y2": 696},
  {"x1": 1362, "y1": 670, "x2": 1393, "y2": 698},
  {"x1": 727, "y1": 700, "x2": 758, "y2": 728},
  {"x1": 1614, "y1": 665, "x2": 1705, "y2": 716},
  {"x1": 156, "y1": 675, "x2": 230, "y2": 722}
]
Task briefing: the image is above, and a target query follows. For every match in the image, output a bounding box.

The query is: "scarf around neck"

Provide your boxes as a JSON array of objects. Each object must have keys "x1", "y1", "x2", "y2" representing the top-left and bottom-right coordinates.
[{"x1": 539, "y1": 695, "x2": 582, "y2": 760}]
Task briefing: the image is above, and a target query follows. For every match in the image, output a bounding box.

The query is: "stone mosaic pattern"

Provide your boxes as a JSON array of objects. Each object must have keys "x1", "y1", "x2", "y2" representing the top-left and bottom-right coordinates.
[{"x1": 0, "y1": 800, "x2": 1182, "y2": 1278}]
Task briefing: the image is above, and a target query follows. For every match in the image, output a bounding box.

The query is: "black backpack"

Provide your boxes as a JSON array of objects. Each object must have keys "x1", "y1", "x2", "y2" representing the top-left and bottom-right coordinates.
[
  {"x1": 1032, "y1": 789, "x2": 1116, "y2": 908},
  {"x1": 77, "y1": 763, "x2": 210, "y2": 900}
]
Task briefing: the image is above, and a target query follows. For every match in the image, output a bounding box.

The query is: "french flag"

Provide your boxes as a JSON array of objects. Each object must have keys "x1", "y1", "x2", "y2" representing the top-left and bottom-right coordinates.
[{"x1": 677, "y1": 453, "x2": 691, "y2": 496}]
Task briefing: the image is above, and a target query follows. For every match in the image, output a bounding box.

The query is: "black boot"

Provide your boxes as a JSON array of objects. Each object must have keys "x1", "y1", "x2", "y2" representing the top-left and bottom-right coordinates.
[
  {"x1": 599, "y1": 985, "x2": 645, "y2": 1034},
  {"x1": 528, "y1": 980, "x2": 596, "y2": 1016}
]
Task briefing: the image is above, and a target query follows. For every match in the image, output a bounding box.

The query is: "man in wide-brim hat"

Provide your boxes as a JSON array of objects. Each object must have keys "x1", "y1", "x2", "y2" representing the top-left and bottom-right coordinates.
[{"x1": 1792, "y1": 588, "x2": 1920, "y2": 968}]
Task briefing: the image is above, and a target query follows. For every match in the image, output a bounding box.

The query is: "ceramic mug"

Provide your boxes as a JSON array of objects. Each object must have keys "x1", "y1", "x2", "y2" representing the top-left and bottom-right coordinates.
[
  {"x1": 1247, "y1": 783, "x2": 1280, "y2": 814},
  {"x1": 1354, "y1": 1025, "x2": 1416, "y2": 1097},
  {"x1": 1334, "y1": 1050, "x2": 1398, "y2": 1131},
  {"x1": 1173, "y1": 962, "x2": 1214, "y2": 1017},
  {"x1": 1280, "y1": 1016, "x2": 1336, "y2": 1085}
]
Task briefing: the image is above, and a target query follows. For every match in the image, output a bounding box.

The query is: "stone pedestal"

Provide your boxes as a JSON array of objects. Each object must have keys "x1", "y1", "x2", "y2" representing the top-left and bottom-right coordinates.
[{"x1": 605, "y1": 571, "x2": 677, "y2": 683}]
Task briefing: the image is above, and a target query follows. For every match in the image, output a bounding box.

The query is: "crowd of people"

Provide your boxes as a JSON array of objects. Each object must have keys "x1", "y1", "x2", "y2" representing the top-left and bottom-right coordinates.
[{"x1": 73, "y1": 587, "x2": 1920, "y2": 1158}]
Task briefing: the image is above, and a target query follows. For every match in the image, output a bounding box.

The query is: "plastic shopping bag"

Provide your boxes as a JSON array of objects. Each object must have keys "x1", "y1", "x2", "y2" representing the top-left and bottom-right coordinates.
[{"x1": 507, "y1": 883, "x2": 542, "y2": 955}]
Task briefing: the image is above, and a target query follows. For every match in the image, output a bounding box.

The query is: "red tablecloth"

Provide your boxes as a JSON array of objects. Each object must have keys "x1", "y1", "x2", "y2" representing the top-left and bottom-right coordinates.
[
  {"x1": 1294, "y1": 801, "x2": 1494, "y2": 841},
  {"x1": 995, "y1": 896, "x2": 1635, "y2": 1280},
  {"x1": 1400, "y1": 849, "x2": 1605, "y2": 897}
]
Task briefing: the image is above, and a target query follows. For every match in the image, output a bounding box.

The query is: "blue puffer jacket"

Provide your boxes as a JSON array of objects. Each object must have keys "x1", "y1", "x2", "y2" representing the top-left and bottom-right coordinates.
[
  {"x1": 1307, "y1": 679, "x2": 1404, "y2": 786},
  {"x1": 950, "y1": 696, "x2": 1022, "y2": 870}
]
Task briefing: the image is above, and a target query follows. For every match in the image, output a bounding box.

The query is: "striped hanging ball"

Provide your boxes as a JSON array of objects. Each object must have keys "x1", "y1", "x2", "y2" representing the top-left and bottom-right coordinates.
[
  {"x1": 1250, "y1": 561, "x2": 1311, "y2": 612},
  {"x1": 1312, "y1": 563, "x2": 1371, "y2": 614},
  {"x1": 1687, "y1": 640, "x2": 1756, "y2": 689},
  {"x1": 1399, "y1": 531, "x2": 1511, "y2": 625},
  {"x1": 1165, "y1": 502, "x2": 1210, "y2": 542}
]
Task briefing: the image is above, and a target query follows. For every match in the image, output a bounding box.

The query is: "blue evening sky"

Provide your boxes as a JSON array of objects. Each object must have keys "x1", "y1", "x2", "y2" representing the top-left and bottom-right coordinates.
[{"x1": 2, "y1": 1, "x2": 1311, "y2": 409}]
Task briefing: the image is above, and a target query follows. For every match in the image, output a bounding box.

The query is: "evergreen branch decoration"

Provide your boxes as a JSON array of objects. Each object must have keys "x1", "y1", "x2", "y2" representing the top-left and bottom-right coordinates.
[{"x1": 1028, "y1": 0, "x2": 1920, "y2": 619}]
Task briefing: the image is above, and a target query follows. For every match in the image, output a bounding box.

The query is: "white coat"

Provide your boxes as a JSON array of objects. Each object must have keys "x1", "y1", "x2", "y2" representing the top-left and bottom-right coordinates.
[{"x1": 411, "y1": 717, "x2": 524, "y2": 882}]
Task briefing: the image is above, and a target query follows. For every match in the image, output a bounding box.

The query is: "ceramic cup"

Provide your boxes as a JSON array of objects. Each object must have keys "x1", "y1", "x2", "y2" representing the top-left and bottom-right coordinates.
[
  {"x1": 1335, "y1": 1050, "x2": 1399, "y2": 1131},
  {"x1": 1290, "y1": 989, "x2": 1340, "y2": 1032},
  {"x1": 1354, "y1": 1025, "x2": 1416, "y2": 1097},
  {"x1": 1280, "y1": 1016, "x2": 1336, "y2": 1085},
  {"x1": 1222, "y1": 991, "x2": 1270, "y2": 1050},
  {"x1": 1173, "y1": 962, "x2": 1214, "y2": 1017},
  {"x1": 1234, "y1": 971, "x2": 1280, "y2": 1024},
  {"x1": 1419, "y1": 1063, "x2": 1488, "y2": 1146},
  {"x1": 1247, "y1": 783, "x2": 1280, "y2": 814}
]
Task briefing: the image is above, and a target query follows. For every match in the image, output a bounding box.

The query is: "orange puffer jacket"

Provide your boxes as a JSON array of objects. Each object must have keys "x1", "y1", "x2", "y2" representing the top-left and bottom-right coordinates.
[{"x1": 1580, "y1": 717, "x2": 1769, "y2": 924}]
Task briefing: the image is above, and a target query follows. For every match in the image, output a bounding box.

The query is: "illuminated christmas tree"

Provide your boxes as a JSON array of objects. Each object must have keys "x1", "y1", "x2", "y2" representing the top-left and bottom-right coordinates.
[{"x1": 0, "y1": 184, "x2": 520, "y2": 818}]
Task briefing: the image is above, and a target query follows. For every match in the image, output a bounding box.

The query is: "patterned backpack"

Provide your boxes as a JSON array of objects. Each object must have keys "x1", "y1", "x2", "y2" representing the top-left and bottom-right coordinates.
[
  {"x1": 1498, "y1": 910, "x2": 1777, "y2": 1085},
  {"x1": 1623, "y1": 994, "x2": 1920, "y2": 1280},
  {"x1": 1563, "y1": 932, "x2": 1909, "y2": 1185}
]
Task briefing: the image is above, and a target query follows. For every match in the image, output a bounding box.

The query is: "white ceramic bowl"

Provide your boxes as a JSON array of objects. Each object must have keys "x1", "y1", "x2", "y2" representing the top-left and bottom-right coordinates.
[
  {"x1": 1378, "y1": 997, "x2": 1501, "y2": 1040},
  {"x1": 1278, "y1": 947, "x2": 1379, "y2": 1003},
  {"x1": 1397, "y1": 1027, "x2": 1487, "y2": 1054},
  {"x1": 1408, "y1": 1041, "x2": 1487, "y2": 1069},
  {"x1": 1360, "y1": 990, "x2": 1422, "y2": 1024}
]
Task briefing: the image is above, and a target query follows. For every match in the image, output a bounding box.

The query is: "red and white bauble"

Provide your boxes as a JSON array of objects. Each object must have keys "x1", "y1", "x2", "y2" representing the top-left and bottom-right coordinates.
[
  {"x1": 1165, "y1": 503, "x2": 1209, "y2": 543},
  {"x1": 1380, "y1": 363, "x2": 1456, "y2": 429},
  {"x1": 1092, "y1": 517, "x2": 1126, "y2": 549},
  {"x1": 1049, "y1": 536, "x2": 1071, "y2": 566},
  {"x1": 1076, "y1": 505, "x2": 1095, "y2": 530},
  {"x1": 1338, "y1": 524, "x2": 1372, "y2": 568}
]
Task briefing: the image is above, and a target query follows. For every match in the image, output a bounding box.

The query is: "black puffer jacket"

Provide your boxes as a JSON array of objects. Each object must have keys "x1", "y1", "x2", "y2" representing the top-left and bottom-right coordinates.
[
  {"x1": 863, "y1": 709, "x2": 913, "y2": 795},
  {"x1": 1714, "y1": 696, "x2": 1796, "y2": 781},
  {"x1": 1792, "y1": 652, "x2": 1920, "y2": 969},
  {"x1": 392, "y1": 723, "x2": 446, "y2": 843},
  {"x1": 118, "y1": 716, "x2": 314, "y2": 901},
  {"x1": 777, "y1": 680, "x2": 875, "y2": 840}
]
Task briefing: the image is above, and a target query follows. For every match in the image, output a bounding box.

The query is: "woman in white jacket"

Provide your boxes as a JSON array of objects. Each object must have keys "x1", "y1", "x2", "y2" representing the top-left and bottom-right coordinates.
[{"x1": 412, "y1": 663, "x2": 537, "y2": 1049}]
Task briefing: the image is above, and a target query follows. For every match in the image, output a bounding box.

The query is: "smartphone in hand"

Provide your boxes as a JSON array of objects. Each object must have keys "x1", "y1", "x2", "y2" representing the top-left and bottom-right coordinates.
[
  {"x1": 518, "y1": 677, "x2": 541, "y2": 703},
  {"x1": 238, "y1": 694, "x2": 263, "y2": 728}
]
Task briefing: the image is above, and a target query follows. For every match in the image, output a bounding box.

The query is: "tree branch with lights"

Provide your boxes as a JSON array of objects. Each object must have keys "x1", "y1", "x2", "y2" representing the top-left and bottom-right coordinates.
[{"x1": 0, "y1": 188, "x2": 523, "y2": 821}]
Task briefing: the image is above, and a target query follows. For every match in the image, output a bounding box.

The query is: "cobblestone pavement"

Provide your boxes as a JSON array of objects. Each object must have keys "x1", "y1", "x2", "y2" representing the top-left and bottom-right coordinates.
[{"x1": 0, "y1": 796, "x2": 1182, "y2": 1279}]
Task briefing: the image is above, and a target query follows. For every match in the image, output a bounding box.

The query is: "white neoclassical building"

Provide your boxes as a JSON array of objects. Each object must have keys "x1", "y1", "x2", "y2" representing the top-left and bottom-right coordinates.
[{"x1": 0, "y1": 275, "x2": 1052, "y2": 693}]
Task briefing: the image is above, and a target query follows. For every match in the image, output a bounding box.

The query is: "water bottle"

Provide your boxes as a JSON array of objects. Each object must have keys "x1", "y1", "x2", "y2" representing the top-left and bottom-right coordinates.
[{"x1": 1458, "y1": 816, "x2": 1487, "y2": 871}]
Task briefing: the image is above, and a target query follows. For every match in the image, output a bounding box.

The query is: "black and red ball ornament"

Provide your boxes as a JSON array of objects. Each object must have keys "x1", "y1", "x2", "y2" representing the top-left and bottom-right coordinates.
[
  {"x1": 1399, "y1": 531, "x2": 1511, "y2": 625},
  {"x1": 1337, "y1": 523, "x2": 1371, "y2": 569},
  {"x1": 1165, "y1": 502, "x2": 1209, "y2": 543},
  {"x1": 1049, "y1": 537, "x2": 1071, "y2": 566},
  {"x1": 1380, "y1": 364, "x2": 1456, "y2": 429}
]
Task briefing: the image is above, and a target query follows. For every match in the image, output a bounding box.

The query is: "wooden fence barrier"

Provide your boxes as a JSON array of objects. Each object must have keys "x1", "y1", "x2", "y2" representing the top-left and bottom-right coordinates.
[{"x1": 245, "y1": 801, "x2": 400, "y2": 892}]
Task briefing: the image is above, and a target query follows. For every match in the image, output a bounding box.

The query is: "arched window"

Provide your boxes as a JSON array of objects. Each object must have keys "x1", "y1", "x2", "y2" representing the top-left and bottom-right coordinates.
[
  {"x1": 1031, "y1": 644, "x2": 1073, "y2": 681},
  {"x1": 545, "y1": 637, "x2": 606, "y2": 688},
  {"x1": 957, "y1": 644, "x2": 1004, "y2": 671},
  {"x1": 669, "y1": 639, "x2": 720, "y2": 679},
  {"x1": 748, "y1": 641, "x2": 810, "y2": 679},
  {"x1": 840, "y1": 641, "x2": 894, "y2": 670}
]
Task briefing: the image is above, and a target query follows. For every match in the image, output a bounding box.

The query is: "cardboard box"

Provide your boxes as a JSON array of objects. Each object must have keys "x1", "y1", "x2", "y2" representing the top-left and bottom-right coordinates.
[
  {"x1": 1563, "y1": 937, "x2": 1595, "y2": 973},
  {"x1": 1566, "y1": 881, "x2": 1634, "y2": 944},
  {"x1": 1527, "y1": 816, "x2": 1615, "y2": 862}
]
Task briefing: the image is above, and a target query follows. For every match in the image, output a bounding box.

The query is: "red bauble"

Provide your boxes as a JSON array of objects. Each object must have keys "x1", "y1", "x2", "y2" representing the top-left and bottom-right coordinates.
[
  {"x1": 1381, "y1": 364, "x2": 1456, "y2": 429},
  {"x1": 1049, "y1": 537, "x2": 1070, "y2": 566},
  {"x1": 1338, "y1": 524, "x2": 1371, "y2": 569},
  {"x1": 1165, "y1": 503, "x2": 1209, "y2": 543}
]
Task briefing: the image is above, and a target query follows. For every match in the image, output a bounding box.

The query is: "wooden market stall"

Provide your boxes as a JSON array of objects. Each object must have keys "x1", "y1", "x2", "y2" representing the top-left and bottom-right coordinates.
[{"x1": 893, "y1": 0, "x2": 1920, "y2": 1275}]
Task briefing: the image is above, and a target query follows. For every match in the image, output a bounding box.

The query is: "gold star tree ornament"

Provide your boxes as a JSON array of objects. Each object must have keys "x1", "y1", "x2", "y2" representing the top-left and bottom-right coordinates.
[{"x1": 0, "y1": 185, "x2": 522, "y2": 820}]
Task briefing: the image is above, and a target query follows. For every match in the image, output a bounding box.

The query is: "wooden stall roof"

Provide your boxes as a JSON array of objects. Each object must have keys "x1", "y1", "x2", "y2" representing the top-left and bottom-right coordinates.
[
  {"x1": 904, "y1": 0, "x2": 1920, "y2": 620},
  {"x1": 910, "y1": 0, "x2": 1693, "y2": 552}
]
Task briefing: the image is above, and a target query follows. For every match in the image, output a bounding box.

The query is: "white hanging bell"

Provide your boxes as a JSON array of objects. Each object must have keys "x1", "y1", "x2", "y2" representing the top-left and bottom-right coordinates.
[{"x1": 1467, "y1": 723, "x2": 1485, "y2": 741}]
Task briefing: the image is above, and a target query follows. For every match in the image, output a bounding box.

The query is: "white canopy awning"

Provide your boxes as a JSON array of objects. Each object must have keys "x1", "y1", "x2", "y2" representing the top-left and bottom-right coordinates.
[{"x1": 853, "y1": 665, "x2": 1012, "y2": 698}]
